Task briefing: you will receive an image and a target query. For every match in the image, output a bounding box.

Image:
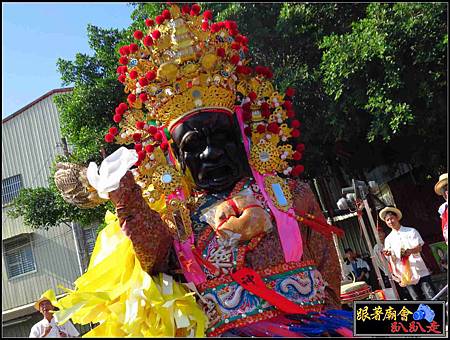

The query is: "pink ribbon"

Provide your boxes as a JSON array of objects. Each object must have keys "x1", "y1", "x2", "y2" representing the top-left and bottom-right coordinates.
[
  {"x1": 174, "y1": 235, "x2": 207, "y2": 284},
  {"x1": 235, "y1": 106, "x2": 303, "y2": 262}
]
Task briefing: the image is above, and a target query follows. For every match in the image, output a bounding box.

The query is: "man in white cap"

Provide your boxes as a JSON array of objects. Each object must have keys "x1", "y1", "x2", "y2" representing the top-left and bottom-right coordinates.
[
  {"x1": 29, "y1": 291, "x2": 79, "y2": 338},
  {"x1": 380, "y1": 206, "x2": 436, "y2": 300},
  {"x1": 434, "y1": 173, "x2": 448, "y2": 244}
]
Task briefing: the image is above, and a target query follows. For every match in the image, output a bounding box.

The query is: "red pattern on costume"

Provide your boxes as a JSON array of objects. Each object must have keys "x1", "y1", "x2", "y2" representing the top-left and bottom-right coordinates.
[
  {"x1": 112, "y1": 174, "x2": 342, "y2": 334},
  {"x1": 196, "y1": 178, "x2": 341, "y2": 309},
  {"x1": 108, "y1": 171, "x2": 173, "y2": 274},
  {"x1": 291, "y1": 180, "x2": 342, "y2": 309}
]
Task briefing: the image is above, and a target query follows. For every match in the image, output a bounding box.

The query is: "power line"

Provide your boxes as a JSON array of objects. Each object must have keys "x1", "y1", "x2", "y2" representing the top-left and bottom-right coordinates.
[
  {"x1": 4, "y1": 229, "x2": 72, "y2": 253},
  {"x1": 27, "y1": 151, "x2": 59, "y2": 189},
  {"x1": 3, "y1": 225, "x2": 97, "y2": 254}
]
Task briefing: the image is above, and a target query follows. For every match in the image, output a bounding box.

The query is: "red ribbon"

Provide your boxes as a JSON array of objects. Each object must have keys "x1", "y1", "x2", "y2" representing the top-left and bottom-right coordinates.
[
  {"x1": 294, "y1": 209, "x2": 345, "y2": 237},
  {"x1": 442, "y1": 206, "x2": 448, "y2": 234},
  {"x1": 231, "y1": 267, "x2": 307, "y2": 314},
  {"x1": 226, "y1": 198, "x2": 240, "y2": 216}
]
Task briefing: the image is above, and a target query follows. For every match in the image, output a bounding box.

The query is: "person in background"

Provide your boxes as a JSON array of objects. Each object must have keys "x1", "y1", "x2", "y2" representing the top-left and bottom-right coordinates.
[
  {"x1": 373, "y1": 227, "x2": 410, "y2": 300},
  {"x1": 373, "y1": 227, "x2": 390, "y2": 281},
  {"x1": 434, "y1": 173, "x2": 448, "y2": 244},
  {"x1": 380, "y1": 206, "x2": 437, "y2": 300},
  {"x1": 436, "y1": 247, "x2": 447, "y2": 272},
  {"x1": 29, "y1": 292, "x2": 79, "y2": 338},
  {"x1": 344, "y1": 248, "x2": 371, "y2": 284}
]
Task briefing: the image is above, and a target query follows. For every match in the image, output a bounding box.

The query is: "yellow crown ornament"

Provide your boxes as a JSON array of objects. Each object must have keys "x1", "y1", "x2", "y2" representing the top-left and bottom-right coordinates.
[
  {"x1": 105, "y1": 3, "x2": 306, "y2": 215},
  {"x1": 116, "y1": 3, "x2": 245, "y2": 130}
]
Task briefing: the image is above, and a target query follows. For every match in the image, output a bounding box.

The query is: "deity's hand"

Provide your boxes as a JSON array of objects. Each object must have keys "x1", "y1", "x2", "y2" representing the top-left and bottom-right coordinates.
[
  {"x1": 108, "y1": 171, "x2": 137, "y2": 207},
  {"x1": 402, "y1": 248, "x2": 413, "y2": 258},
  {"x1": 108, "y1": 170, "x2": 173, "y2": 274},
  {"x1": 212, "y1": 191, "x2": 272, "y2": 241},
  {"x1": 54, "y1": 163, "x2": 107, "y2": 208},
  {"x1": 56, "y1": 148, "x2": 172, "y2": 274}
]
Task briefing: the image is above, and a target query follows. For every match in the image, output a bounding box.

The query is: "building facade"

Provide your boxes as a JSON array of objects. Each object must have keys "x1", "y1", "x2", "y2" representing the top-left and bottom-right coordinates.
[{"x1": 2, "y1": 89, "x2": 96, "y2": 337}]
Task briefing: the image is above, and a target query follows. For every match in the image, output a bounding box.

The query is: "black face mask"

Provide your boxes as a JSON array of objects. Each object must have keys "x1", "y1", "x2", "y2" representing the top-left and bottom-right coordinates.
[{"x1": 170, "y1": 110, "x2": 249, "y2": 192}]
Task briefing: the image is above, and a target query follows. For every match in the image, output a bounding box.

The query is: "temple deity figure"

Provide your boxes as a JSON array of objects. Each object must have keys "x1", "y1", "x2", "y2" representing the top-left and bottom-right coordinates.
[{"x1": 53, "y1": 3, "x2": 351, "y2": 337}]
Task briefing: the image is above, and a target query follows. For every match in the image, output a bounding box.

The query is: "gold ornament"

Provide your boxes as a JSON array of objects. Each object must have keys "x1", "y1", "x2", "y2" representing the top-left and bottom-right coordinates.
[
  {"x1": 264, "y1": 175, "x2": 293, "y2": 212},
  {"x1": 109, "y1": 3, "x2": 304, "y2": 214},
  {"x1": 250, "y1": 141, "x2": 280, "y2": 174},
  {"x1": 163, "y1": 198, "x2": 193, "y2": 241},
  {"x1": 54, "y1": 163, "x2": 107, "y2": 208},
  {"x1": 151, "y1": 165, "x2": 182, "y2": 196},
  {"x1": 118, "y1": 4, "x2": 245, "y2": 128}
]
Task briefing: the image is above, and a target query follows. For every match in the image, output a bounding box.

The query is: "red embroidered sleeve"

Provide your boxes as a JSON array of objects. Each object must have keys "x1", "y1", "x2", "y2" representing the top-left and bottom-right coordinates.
[
  {"x1": 108, "y1": 171, "x2": 173, "y2": 274},
  {"x1": 292, "y1": 180, "x2": 342, "y2": 309}
]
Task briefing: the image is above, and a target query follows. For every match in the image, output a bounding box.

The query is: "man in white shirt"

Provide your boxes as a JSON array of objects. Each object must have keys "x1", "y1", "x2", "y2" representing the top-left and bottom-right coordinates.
[
  {"x1": 434, "y1": 173, "x2": 448, "y2": 245},
  {"x1": 380, "y1": 206, "x2": 437, "y2": 300},
  {"x1": 373, "y1": 227, "x2": 410, "y2": 299},
  {"x1": 344, "y1": 248, "x2": 371, "y2": 284},
  {"x1": 29, "y1": 294, "x2": 79, "y2": 338}
]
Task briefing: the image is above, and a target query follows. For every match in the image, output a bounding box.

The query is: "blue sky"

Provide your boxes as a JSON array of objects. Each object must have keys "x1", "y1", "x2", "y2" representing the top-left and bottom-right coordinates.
[{"x1": 2, "y1": 2, "x2": 135, "y2": 119}]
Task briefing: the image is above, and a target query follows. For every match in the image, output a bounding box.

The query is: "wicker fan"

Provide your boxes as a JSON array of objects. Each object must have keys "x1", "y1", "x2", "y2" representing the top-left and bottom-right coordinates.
[{"x1": 54, "y1": 162, "x2": 106, "y2": 208}]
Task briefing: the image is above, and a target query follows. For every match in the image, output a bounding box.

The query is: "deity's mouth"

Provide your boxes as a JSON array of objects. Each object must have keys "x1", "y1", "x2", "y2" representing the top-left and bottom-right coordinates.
[
  {"x1": 200, "y1": 165, "x2": 231, "y2": 179},
  {"x1": 198, "y1": 164, "x2": 237, "y2": 189}
]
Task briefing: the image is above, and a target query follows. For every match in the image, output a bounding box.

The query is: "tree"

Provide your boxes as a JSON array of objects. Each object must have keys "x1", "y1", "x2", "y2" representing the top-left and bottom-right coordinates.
[
  {"x1": 319, "y1": 3, "x2": 447, "y2": 178},
  {"x1": 10, "y1": 3, "x2": 447, "y2": 230},
  {"x1": 7, "y1": 186, "x2": 111, "y2": 230},
  {"x1": 8, "y1": 5, "x2": 171, "y2": 231},
  {"x1": 9, "y1": 24, "x2": 134, "y2": 230},
  {"x1": 131, "y1": 3, "x2": 369, "y2": 179},
  {"x1": 54, "y1": 24, "x2": 129, "y2": 164}
]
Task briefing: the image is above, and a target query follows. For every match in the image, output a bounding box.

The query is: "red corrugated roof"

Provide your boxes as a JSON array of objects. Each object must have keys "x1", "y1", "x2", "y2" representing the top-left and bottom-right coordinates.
[{"x1": 2, "y1": 88, "x2": 73, "y2": 124}]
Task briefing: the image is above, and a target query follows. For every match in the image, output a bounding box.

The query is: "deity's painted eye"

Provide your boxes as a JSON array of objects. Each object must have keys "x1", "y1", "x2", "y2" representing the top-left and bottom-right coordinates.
[{"x1": 181, "y1": 132, "x2": 206, "y2": 154}]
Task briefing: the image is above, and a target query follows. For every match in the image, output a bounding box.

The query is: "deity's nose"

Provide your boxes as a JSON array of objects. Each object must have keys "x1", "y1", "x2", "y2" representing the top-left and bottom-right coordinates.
[{"x1": 199, "y1": 145, "x2": 224, "y2": 161}]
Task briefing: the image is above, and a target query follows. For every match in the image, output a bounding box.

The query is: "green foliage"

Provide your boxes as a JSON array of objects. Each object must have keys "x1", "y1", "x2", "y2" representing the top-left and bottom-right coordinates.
[
  {"x1": 319, "y1": 3, "x2": 447, "y2": 175},
  {"x1": 8, "y1": 153, "x2": 116, "y2": 230},
  {"x1": 54, "y1": 24, "x2": 128, "y2": 164},
  {"x1": 10, "y1": 3, "x2": 447, "y2": 231},
  {"x1": 8, "y1": 23, "x2": 133, "y2": 230},
  {"x1": 130, "y1": 2, "x2": 166, "y2": 24},
  {"x1": 194, "y1": 3, "x2": 368, "y2": 177},
  {"x1": 8, "y1": 188, "x2": 67, "y2": 230},
  {"x1": 7, "y1": 186, "x2": 114, "y2": 230}
]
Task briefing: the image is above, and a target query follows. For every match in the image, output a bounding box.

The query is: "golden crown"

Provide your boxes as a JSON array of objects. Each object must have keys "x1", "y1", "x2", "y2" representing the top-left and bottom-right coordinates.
[
  {"x1": 114, "y1": 3, "x2": 248, "y2": 131},
  {"x1": 104, "y1": 3, "x2": 306, "y2": 212}
]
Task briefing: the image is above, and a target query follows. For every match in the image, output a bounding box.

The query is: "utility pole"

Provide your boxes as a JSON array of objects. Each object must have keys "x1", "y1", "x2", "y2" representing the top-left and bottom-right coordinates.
[
  {"x1": 344, "y1": 179, "x2": 399, "y2": 299},
  {"x1": 313, "y1": 179, "x2": 347, "y2": 281},
  {"x1": 71, "y1": 222, "x2": 84, "y2": 276},
  {"x1": 362, "y1": 197, "x2": 400, "y2": 299}
]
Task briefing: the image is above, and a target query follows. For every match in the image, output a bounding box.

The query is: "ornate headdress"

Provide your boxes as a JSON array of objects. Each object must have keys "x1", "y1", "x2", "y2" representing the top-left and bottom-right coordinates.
[{"x1": 104, "y1": 3, "x2": 305, "y2": 215}]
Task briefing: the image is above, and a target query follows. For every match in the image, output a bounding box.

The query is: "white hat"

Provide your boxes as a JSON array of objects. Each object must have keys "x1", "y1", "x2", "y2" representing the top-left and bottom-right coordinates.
[
  {"x1": 34, "y1": 289, "x2": 58, "y2": 311},
  {"x1": 379, "y1": 206, "x2": 402, "y2": 221},
  {"x1": 434, "y1": 173, "x2": 448, "y2": 196}
]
